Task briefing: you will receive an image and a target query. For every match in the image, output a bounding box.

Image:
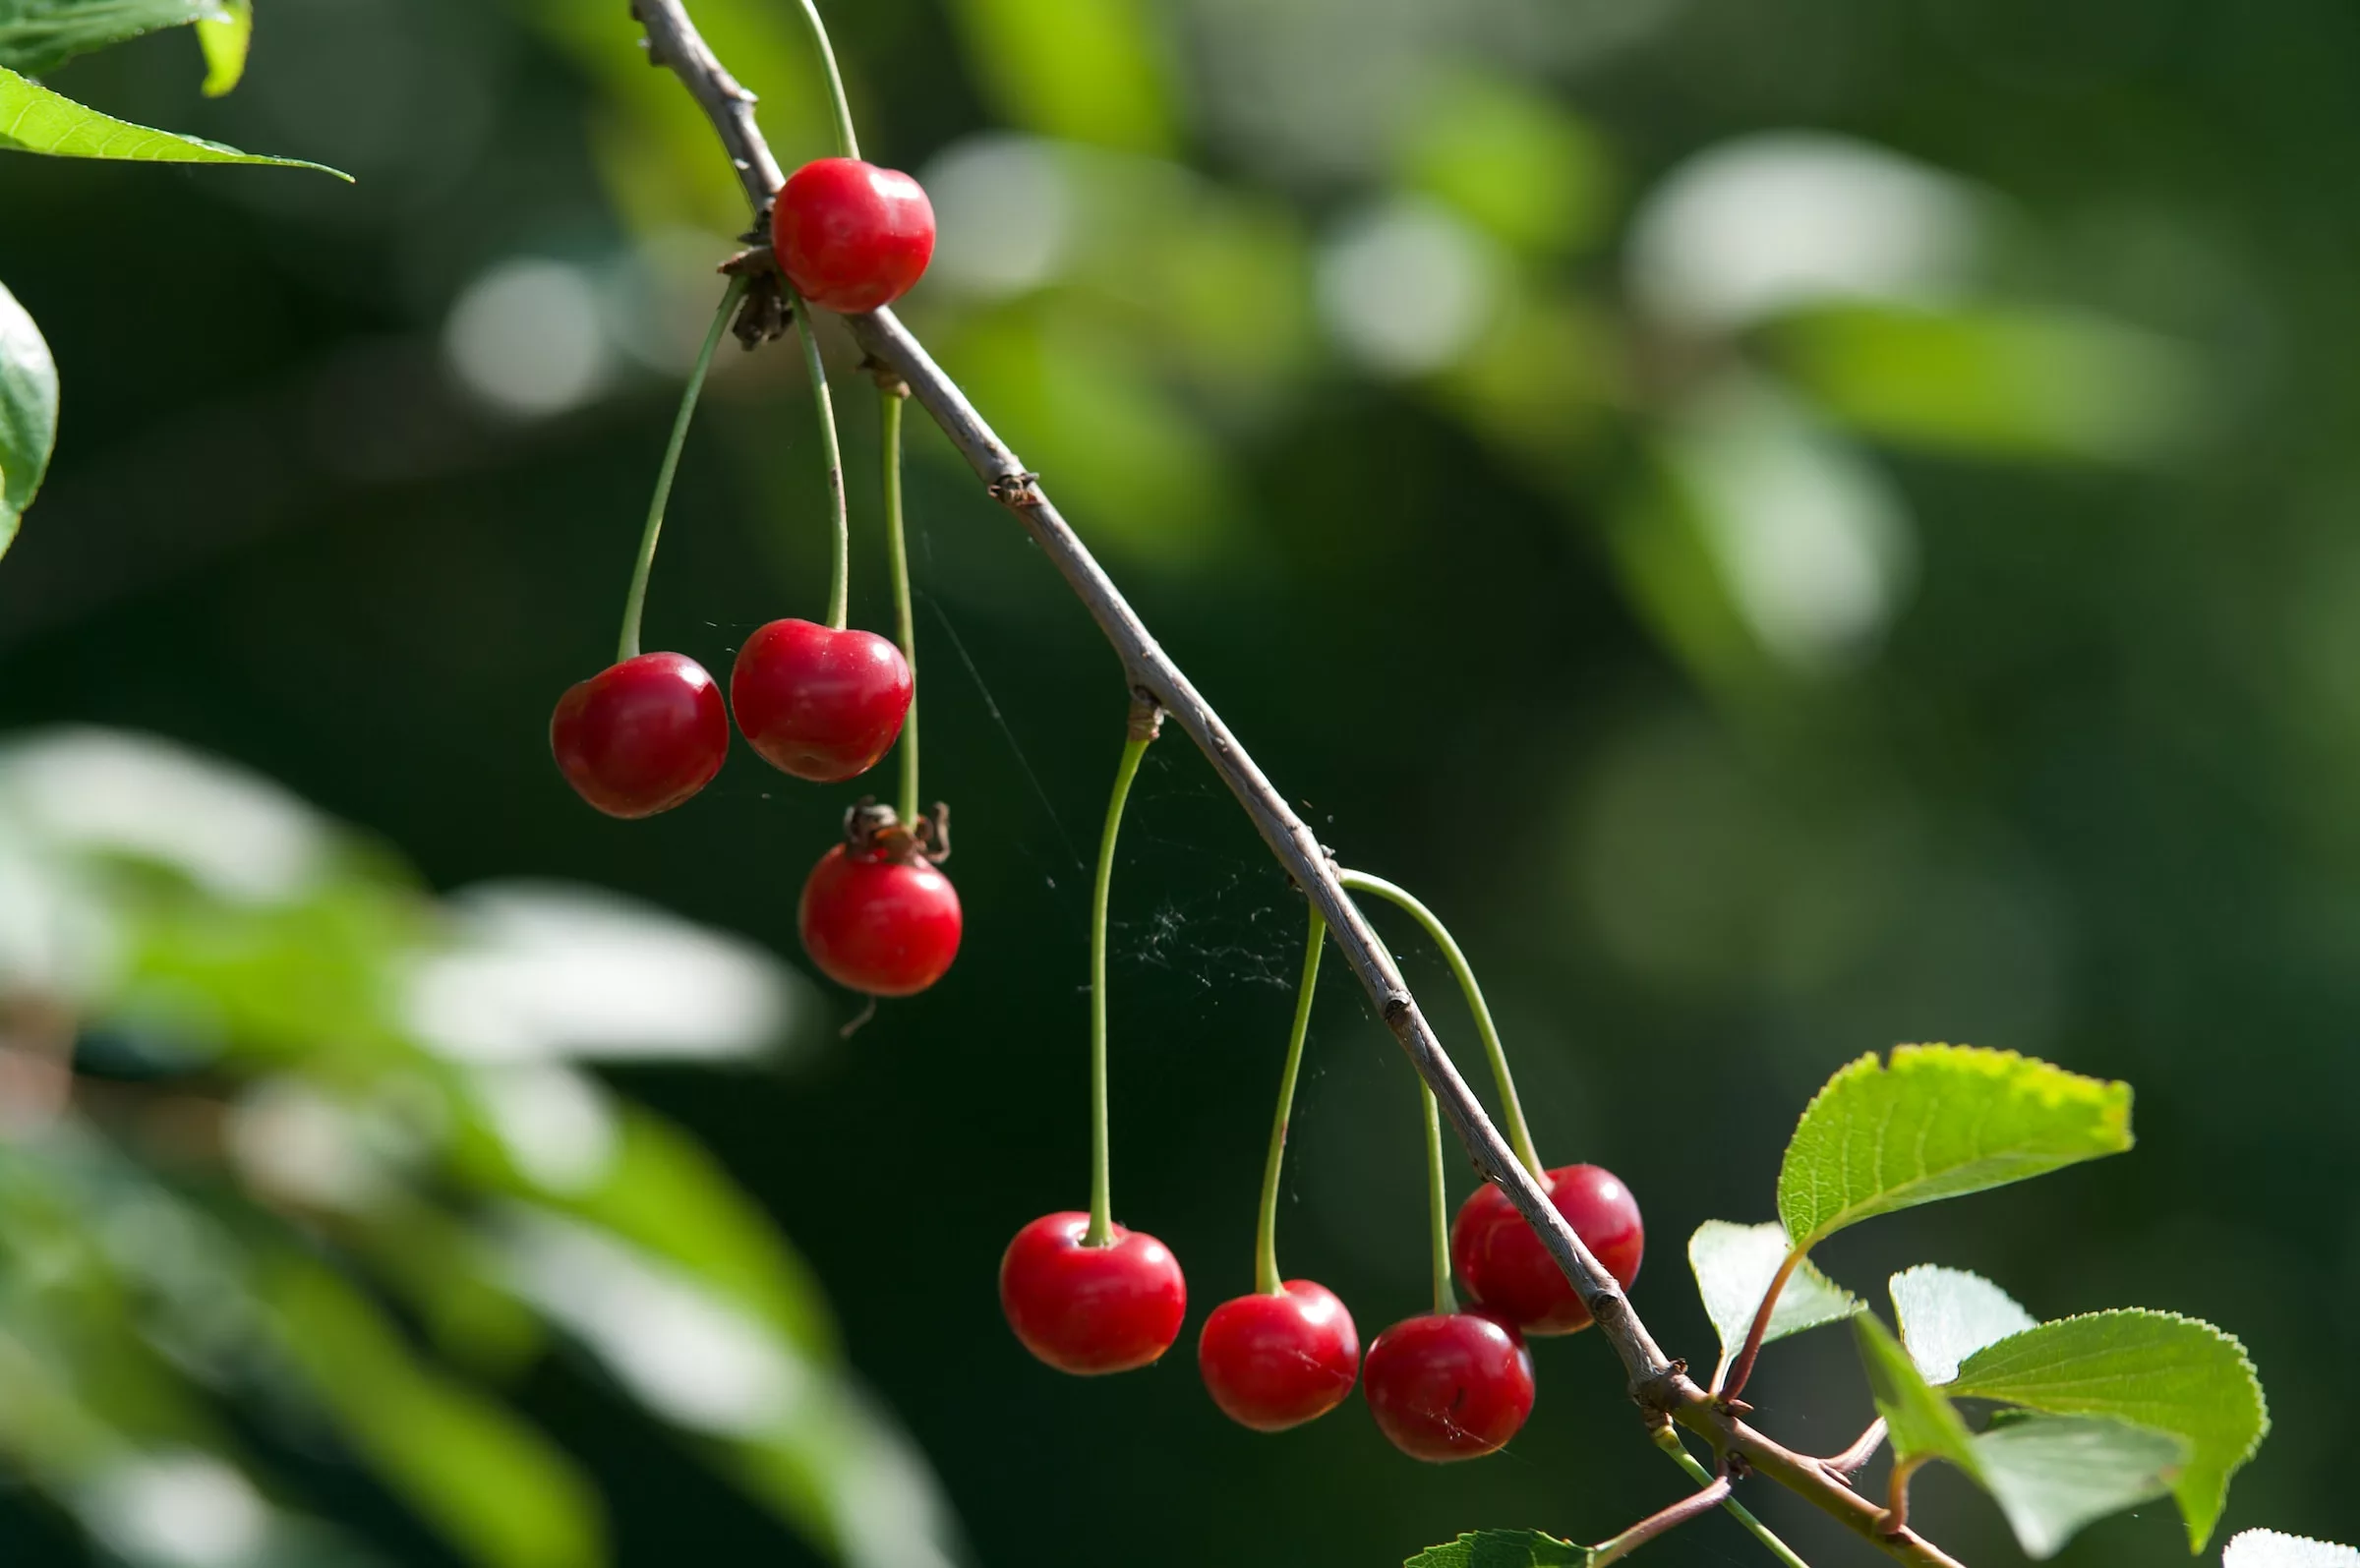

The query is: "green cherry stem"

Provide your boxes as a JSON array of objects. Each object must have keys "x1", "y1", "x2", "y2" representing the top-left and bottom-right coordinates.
[
  {"x1": 880, "y1": 385, "x2": 918, "y2": 824},
  {"x1": 1423, "y1": 1080, "x2": 1456, "y2": 1315},
  {"x1": 1338, "y1": 869, "x2": 1544, "y2": 1179},
  {"x1": 1651, "y1": 1425, "x2": 1816, "y2": 1568},
  {"x1": 792, "y1": 0, "x2": 860, "y2": 161},
  {"x1": 787, "y1": 285, "x2": 851, "y2": 631},
  {"x1": 619, "y1": 273, "x2": 749, "y2": 665},
  {"x1": 1254, "y1": 905, "x2": 1327, "y2": 1296},
  {"x1": 1085, "y1": 722, "x2": 1154, "y2": 1248}
]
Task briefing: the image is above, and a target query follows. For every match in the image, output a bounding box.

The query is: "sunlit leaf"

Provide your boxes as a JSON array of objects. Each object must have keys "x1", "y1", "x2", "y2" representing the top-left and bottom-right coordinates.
[
  {"x1": 2225, "y1": 1531, "x2": 2360, "y2": 1567},
  {"x1": 1405, "y1": 1530, "x2": 1591, "y2": 1567},
  {"x1": 1778, "y1": 1045, "x2": 2133, "y2": 1250},
  {"x1": 0, "y1": 65, "x2": 347, "y2": 175},
  {"x1": 0, "y1": 0, "x2": 219, "y2": 77},
  {"x1": 1974, "y1": 1414, "x2": 2184, "y2": 1559},
  {"x1": 1398, "y1": 73, "x2": 1611, "y2": 257},
  {"x1": 0, "y1": 275, "x2": 56, "y2": 559},
  {"x1": 194, "y1": 0, "x2": 249, "y2": 95},
  {"x1": 1949, "y1": 1309, "x2": 2269, "y2": 1551},
  {"x1": 1890, "y1": 1265, "x2": 2037, "y2": 1384},
  {"x1": 1854, "y1": 1313, "x2": 1983, "y2": 1482},
  {"x1": 1686, "y1": 1220, "x2": 1861, "y2": 1376}
]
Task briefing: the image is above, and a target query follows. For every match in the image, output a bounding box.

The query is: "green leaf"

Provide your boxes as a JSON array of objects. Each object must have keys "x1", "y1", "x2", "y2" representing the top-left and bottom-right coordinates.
[
  {"x1": 0, "y1": 65, "x2": 347, "y2": 176},
  {"x1": 194, "y1": 0, "x2": 248, "y2": 96},
  {"x1": 1405, "y1": 1530, "x2": 1591, "y2": 1567},
  {"x1": 1975, "y1": 1414, "x2": 2185, "y2": 1559},
  {"x1": 264, "y1": 1258, "x2": 602, "y2": 1568},
  {"x1": 1854, "y1": 1313, "x2": 1983, "y2": 1482},
  {"x1": 1686, "y1": 1220, "x2": 1861, "y2": 1376},
  {"x1": 1890, "y1": 1265, "x2": 2037, "y2": 1384},
  {"x1": 0, "y1": 276, "x2": 57, "y2": 559},
  {"x1": 1949, "y1": 1308, "x2": 2269, "y2": 1552},
  {"x1": 945, "y1": 0, "x2": 1175, "y2": 154},
  {"x1": 2225, "y1": 1531, "x2": 2360, "y2": 1567},
  {"x1": 0, "y1": 0, "x2": 220, "y2": 77},
  {"x1": 1777, "y1": 1045, "x2": 2133, "y2": 1250}
]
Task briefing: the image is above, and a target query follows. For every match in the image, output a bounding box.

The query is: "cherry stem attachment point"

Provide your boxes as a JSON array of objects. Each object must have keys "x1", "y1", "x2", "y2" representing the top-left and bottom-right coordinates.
[
  {"x1": 1590, "y1": 1472, "x2": 1735, "y2": 1568},
  {"x1": 1422, "y1": 1081, "x2": 1455, "y2": 1316},
  {"x1": 786, "y1": 285, "x2": 851, "y2": 631},
  {"x1": 1716, "y1": 1246, "x2": 1806, "y2": 1401},
  {"x1": 1337, "y1": 869, "x2": 1544, "y2": 1179},
  {"x1": 1085, "y1": 724, "x2": 1153, "y2": 1248},
  {"x1": 792, "y1": 0, "x2": 859, "y2": 161},
  {"x1": 880, "y1": 386, "x2": 917, "y2": 823},
  {"x1": 1255, "y1": 905, "x2": 1326, "y2": 1296},
  {"x1": 1651, "y1": 1425, "x2": 1816, "y2": 1568},
  {"x1": 619, "y1": 272, "x2": 748, "y2": 664}
]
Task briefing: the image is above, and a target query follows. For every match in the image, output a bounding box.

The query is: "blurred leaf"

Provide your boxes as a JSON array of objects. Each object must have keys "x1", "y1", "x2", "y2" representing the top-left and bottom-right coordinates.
[
  {"x1": 0, "y1": 275, "x2": 56, "y2": 560},
  {"x1": 2226, "y1": 1531, "x2": 2360, "y2": 1567},
  {"x1": 0, "y1": 0, "x2": 219, "y2": 76},
  {"x1": 0, "y1": 65, "x2": 347, "y2": 174},
  {"x1": 947, "y1": 0, "x2": 1172, "y2": 154},
  {"x1": 1405, "y1": 1530, "x2": 1591, "y2": 1567},
  {"x1": 1855, "y1": 1313, "x2": 1983, "y2": 1482},
  {"x1": 1766, "y1": 301, "x2": 2193, "y2": 464},
  {"x1": 1974, "y1": 1414, "x2": 2184, "y2": 1559},
  {"x1": 1950, "y1": 1309, "x2": 2268, "y2": 1551},
  {"x1": 1398, "y1": 74, "x2": 1612, "y2": 257},
  {"x1": 1778, "y1": 1045, "x2": 2133, "y2": 1250},
  {"x1": 1686, "y1": 1220, "x2": 1860, "y2": 1376},
  {"x1": 264, "y1": 1257, "x2": 602, "y2": 1568},
  {"x1": 194, "y1": 0, "x2": 248, "y2": 95},
  {"x1": 1890, "y1": 1265, "x2": 2037, "y2": 1384}
]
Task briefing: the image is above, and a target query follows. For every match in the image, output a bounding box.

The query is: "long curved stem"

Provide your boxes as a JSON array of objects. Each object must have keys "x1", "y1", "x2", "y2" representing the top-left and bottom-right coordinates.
[
  {"x1": 881, "y1": 387, "x2": 918, "y2": 823},
  {"x1": 1423, "y1": 1082, "x2": 1455, "y2": 1315},
  {"x1": 791, "y1": 0, "x2": 859, "y2": 160},
  {"x1": 618, "y1": 274, "x2": 748, "y2": 663},
  {"x1": 1085, "y1": 726, "x2": 1153, "y2": 1247},
  {"x1": 1254, "y1": 907, "x2": 1326, "y2": 1295},
  {"x1": 787, "y1": 287, "x2": 850, "y2": 631},
  {"x1": 1339, "y1": 869, "x2": 1543, "y2": 1178},
  {"x1": 1590, "y1": 1476, "x2": 1733, "y2": 1568},
  {"x1": 1652, "y1": 1425, "x2": 1816, "y2": 1568},
  {"x1": 1718, "y1": 1247, "x2": 1806, "y2": 1400}
]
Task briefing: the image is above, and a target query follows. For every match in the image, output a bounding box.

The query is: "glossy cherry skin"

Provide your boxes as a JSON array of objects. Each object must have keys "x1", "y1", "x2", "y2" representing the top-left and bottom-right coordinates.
[
  {"x1": 772, "y1": 157, "x2": 937, "y2": 315},
  {"x1": 1000, "y1": 1212, "x2": 1187, "y2": 1375},
  {"x1": 1361, "y1": 1310, "x2": 1535, "y2": 1462},
  {"x1": 730, "y1": 618, "x2": 913, "y2": 784},
  {"x1": 797, "y1": 844, "x2": 962, "y2": 997},
  {"x1": 1450, "y1": 1163, "x2": 1644, "y2": 1336},
  {"x1": 549, "y1": 652, "x2": 729, "y2": 818},
  {"x1": 1198, "y1": 1280, "x2": 1360, "y2": 1431}
]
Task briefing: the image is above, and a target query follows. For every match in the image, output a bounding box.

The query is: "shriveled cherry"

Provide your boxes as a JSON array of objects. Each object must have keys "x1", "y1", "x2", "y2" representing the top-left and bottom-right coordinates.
[
  {"x1": 1361, "y1": 1310, "x2": 1534, "y2": 1462},
  {"x1": 1198, "y1": 1280, "x2": 1360, "y2": 1431},
  {"x1": 731, "y1": 618, "x2": 912, "y2": 784},
  {"x1": 1000, "y1": 1212, "x2": 1186, "y2": 1375},
  {"x1": 549, "y1": 652, "x2": 729, "y2": 819},
  {"x1": 772, "y1": 157, "x2": 937, "y2": 316},
  {"x1": 1450, "y1": 1163, "x2": 1643, "y2": 1336},
  {"x1": 797, "y1": 843, "x2": 961, "y2": 997}
]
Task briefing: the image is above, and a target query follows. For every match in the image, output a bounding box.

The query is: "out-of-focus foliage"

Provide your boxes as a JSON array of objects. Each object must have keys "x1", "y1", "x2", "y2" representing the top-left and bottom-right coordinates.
[{"x1": 0, "y1": 728, "x2": 960, "y2": 1568}]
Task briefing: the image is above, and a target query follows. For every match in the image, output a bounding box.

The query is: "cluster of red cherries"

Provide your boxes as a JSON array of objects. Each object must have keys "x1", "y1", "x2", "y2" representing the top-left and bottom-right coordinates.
[
  {"x1": 1001, "y1": 1165, "x2": 1644, "y2": 1460},
  {"x1": 549, "y1": 156, "x2": 959, "y2": 1000}
]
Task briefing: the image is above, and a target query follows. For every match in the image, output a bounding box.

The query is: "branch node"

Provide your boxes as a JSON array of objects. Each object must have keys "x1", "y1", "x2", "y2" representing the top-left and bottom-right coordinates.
[
  {"x1": 987, "y1": 469, "x2": 1042, "y2": 507},
  {"x1": 1126, "y1": 694, "x2": 1165, "y2": 742}
]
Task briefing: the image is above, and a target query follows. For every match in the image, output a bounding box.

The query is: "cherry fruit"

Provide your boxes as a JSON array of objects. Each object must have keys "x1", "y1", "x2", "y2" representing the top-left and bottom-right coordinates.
[
  {"x1": 731, "y1": 618, "x2": 913, "y2": 784},
  {"x1": 549, "y1": 652, "x2": 729, "y2": 819},
  {"x1": 1450, "y1": 1163, "x2": 1643, "y2": 1336},
  {"x1": 1361, "y1": 1310, "x2": 1535, "y2": 1462},
  {"x1": 772, "y1": 157, "x2": 937, "y2": 316},
  {"x1": 798, "y1": 842, "x2": 961, "y2": 997},
  {"x1": 1000, "y1": 1212, "x2": 1187, "y2": 1375},
  {"x1": 1198, "y1": 1280, "x2": 1360, "y2": 1431}
]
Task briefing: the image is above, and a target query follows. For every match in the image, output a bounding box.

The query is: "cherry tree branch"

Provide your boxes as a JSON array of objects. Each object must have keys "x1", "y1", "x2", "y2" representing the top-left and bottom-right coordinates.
[{"x1": 629, "y1": 6, "x2": 1965, "y2": 1564}]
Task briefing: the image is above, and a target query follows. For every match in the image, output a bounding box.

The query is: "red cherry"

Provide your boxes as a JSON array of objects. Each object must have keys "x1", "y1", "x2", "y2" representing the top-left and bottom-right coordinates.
[
  {"x1": 1000, "y1": 1211, "x2": 1187, "y2": 1375},
  {"x1": 772, "y1": 157, "x2": 937, "y2": 315},
  {"x1": 549, "y1": 652, "x2": 728, "y2": 819},
  {"x1": 797, "y1": 843, "x2": 962, "y2": 997},
  {"x1": 1198, "y1": 1280, "x2": 1360, "y2": 1431},
  {"x1": 1361, "y1": 1310, "x2": 1535, "y2": 1462},
  {"x1": 1449, "y1": 1163, "x2": 1644, "y2": 1336},
  {"x1": 730, "y1": 618, "x2": 913, "y2": 784}
]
